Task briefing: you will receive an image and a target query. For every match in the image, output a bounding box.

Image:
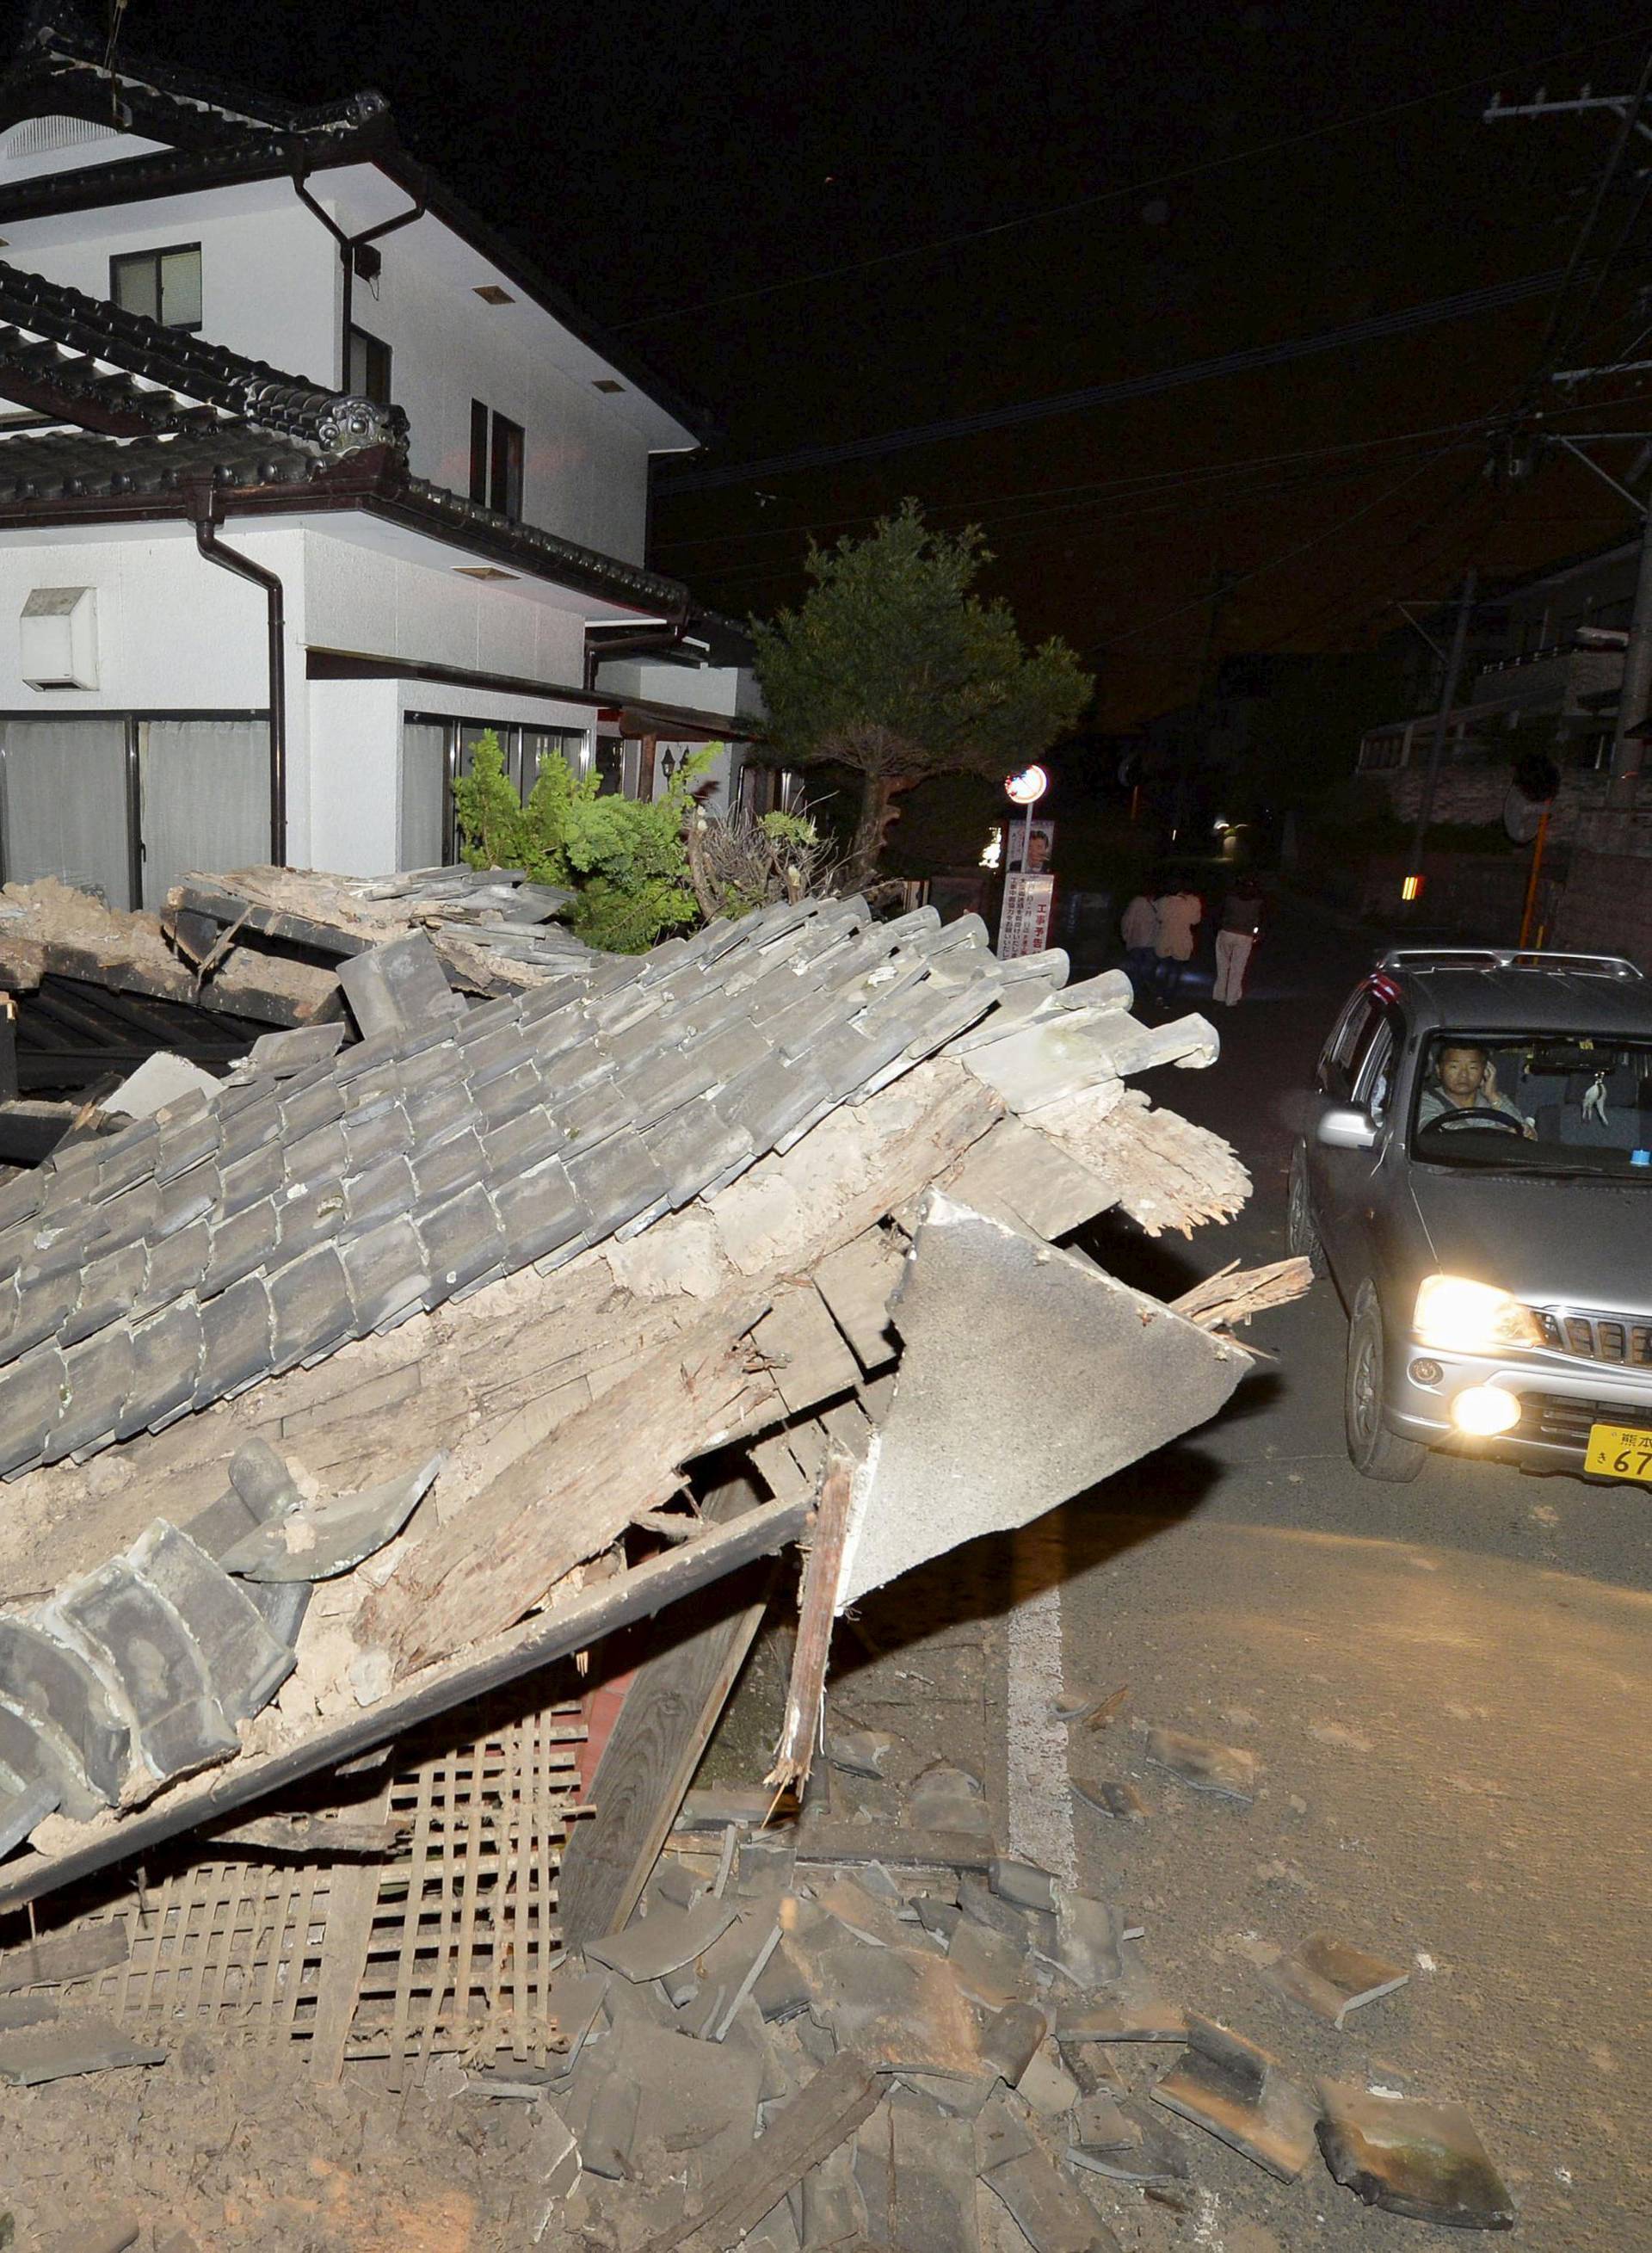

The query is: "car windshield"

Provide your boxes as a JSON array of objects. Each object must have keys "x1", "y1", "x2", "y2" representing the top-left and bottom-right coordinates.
[{"x1": 1412, "y1": 1032, "x2": 1652, "y2": 1179}]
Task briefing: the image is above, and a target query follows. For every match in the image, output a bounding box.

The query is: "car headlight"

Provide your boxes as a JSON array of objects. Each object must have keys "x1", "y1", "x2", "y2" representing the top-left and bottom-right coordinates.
[{"x1": 1413, "y1": 1274, "x2": 1544, "y2": 1353}]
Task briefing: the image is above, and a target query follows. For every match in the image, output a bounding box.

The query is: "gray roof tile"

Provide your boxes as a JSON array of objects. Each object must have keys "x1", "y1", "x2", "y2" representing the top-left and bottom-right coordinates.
[
  {"x1": 267, "y1": 1246, "x2": 354, "y2": 1371},
  {"x1": 133, "y1": 1521, "x2": 297, "y2": 1721},
  {"x1": 402, "y1": 1077, "x2": 475, "y2": 1145},
  {"x1": 276, "y1": 1075, "x2": 347, "y2": 1140},
  {"x1": 480, "y1": 1107, "x2": 566, "y2": 1180},
  {"x1": 151, "y1": 1110, "x2": 224, "y2": 1188},
  {"x1": 0, "y1": 1618, "x2": 130, "y2": 1806},
  {"x1": 119, "y1": 1300, "x2": 203, "y2": 1436},
  {"x1": 642, "y1": 1098, "x2": 755, "y2": 1208},
  {"x1": 63, "y1": 1242, "x2": 148, "y2": 1349},
  {"x1": 0, "y1": 1701, "x2": 69, "y2": 1819},
  {"x1": 216, "y1": 1099, "x2": 282, "y2": 1169},
  {"x1": 273, "y1": 1181, "x2": 348, "y2": 1264},
  {"x1": 218, "y1": 1142, "x2": 284, "y2": 1219},
  {"x1": 410, "y1": 1127, "x2": 488, "y2": 1206},
  {"x1": 490, "y1": 1157, "x2": 583, "y2": 1266},
  {"x1": 50, "y1": 1326, "x2": 135, "y2": 1464},
  {"x1": 414, "y1": 1182, "x2": 508, "y2": 1302},
  {"x1": 285, "y1": 1120, "x2": 351, "y2": 1182},
  {"x1": 342, "y1": 1152, "x2": 417, "y2": 1230},
  {"x1": 194, "y1": 1276, "x2": 274, "y2": 1403},
  {"x1": 204, "y1": 1197, "x2": 279, "y2": 1293},
  {"x1": 140, "y1": 1216, "x2": 212, "y2": 1308},
  {"x1": 565, "y1": 1130, "x2": 670, "y2": 1240},
  {"x1": 54, "y1": 1559, "x2": 237, "y2": 1782},
  {"x1": 471, "y1": 1059, "x2": 545, "y2": 1133},
  {"x1": 337, "y1": 1214, "x2": 429, "y2": 1331},
  {"x1": 0, "y1": 1342, "x2": 67, "y2": 1467}
]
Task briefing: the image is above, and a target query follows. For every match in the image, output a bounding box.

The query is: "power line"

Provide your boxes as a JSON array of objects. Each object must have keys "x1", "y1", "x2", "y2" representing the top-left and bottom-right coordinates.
[
  {"x1": 658, "y1": 266, "x2": 1579, "y2": 494},
  {"x1": 614, "y1": 22, "x2": 1652, "y2": 333},
  {"x1": 1105, "y1": 445, "x2": 1477, "y2": 649}
]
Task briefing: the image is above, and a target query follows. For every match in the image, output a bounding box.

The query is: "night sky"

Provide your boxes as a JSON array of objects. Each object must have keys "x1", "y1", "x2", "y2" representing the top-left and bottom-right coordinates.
[{"x1": 108, "y1": 1, "x2": 1652, "y2": 721}]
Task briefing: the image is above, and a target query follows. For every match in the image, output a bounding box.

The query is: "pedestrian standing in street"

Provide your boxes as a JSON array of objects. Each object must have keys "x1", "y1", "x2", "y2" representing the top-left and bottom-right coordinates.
[
  {"x1": 1213, "y1": 875, "x2": 1265, "y2": 1007},
  {"x1": 1152, "y1": 879, "x2": 1202, "y2": 1003},
  {"x1": 1120, "y1": 889, "x2": 1159, "y2": 995}
]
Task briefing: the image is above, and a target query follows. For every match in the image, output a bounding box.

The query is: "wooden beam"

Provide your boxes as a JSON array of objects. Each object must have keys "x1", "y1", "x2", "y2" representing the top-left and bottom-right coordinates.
[{"x1": 558, "y1": 1472, "x2": 776, "y2": 1947}]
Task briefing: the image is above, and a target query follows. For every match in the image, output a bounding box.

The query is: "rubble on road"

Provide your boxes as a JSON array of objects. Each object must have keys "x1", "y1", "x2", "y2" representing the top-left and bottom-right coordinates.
[
  {"x1": 1261, "y1": 1929, "x2": 1411, "y2": 2029},
  {"x1": 1316, "y1": 2081, "x2": 1517, "y2": 2230}
]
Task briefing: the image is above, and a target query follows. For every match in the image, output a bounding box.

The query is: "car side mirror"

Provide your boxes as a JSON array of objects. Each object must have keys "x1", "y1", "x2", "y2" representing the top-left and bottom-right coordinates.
[{"x1": 1317, "y1": 1105, "x2": 1379, "y2": 1151}]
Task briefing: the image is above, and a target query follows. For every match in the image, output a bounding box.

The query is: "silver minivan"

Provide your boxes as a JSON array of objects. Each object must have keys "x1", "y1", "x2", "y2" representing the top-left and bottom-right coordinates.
[{"x1": 1287, "y1": 948, "x2": 1652, "y2": 1483}]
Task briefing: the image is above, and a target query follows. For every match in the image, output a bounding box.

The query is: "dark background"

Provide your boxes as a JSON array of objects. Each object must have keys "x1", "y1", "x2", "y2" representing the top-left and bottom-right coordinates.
[{"x1": 101, "y1": 0, "x2": 1652, "y2": 721}]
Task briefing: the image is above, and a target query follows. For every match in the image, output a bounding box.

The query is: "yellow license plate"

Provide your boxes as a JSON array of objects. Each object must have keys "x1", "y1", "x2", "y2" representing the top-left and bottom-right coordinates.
[{"x1": 1584, "y1": 1423, "x2": 1652, "y2": 1481}]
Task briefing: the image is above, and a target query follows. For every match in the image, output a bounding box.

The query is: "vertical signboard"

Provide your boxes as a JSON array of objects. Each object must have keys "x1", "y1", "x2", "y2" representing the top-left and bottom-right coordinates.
[{"x1": 999, "y1": 870, "x2": 1055, "y2": 959}]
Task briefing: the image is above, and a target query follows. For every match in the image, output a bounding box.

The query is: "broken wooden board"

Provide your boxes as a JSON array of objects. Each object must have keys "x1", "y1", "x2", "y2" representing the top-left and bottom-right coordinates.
[
  {"x1": 835, "y1": 1192, "x2": 1248, "y2": 1609},
  {"x1": 558, "y1": 1474, "x2": 776, "y2": 1947},
  {"x1": 630, "y1": 2050, "x2": 885, "y2": 2253}
]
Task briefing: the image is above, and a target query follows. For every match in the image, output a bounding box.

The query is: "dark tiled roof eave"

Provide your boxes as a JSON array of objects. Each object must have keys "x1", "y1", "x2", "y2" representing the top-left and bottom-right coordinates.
[
  {"x1": 0, "y1": 258, "x2": 409, "y2": 459},
  {"x1": 3, "y1": 14, "x2": 392, "y2": 150}
]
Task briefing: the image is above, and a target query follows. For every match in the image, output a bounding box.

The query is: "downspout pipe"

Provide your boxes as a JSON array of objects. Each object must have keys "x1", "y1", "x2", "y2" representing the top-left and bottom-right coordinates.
[
  {"x1": 291, "y1": 173, "x2": 425, "y2": 389},
  {"x1": 189, "y1": 485, "x2": 287, "y2": 866}
]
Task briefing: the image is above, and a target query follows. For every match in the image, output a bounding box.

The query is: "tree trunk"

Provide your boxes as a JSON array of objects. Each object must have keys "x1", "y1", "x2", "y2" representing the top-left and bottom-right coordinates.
[{"x1": 844, "y1": 769, "x2": 901, "y2": 892}]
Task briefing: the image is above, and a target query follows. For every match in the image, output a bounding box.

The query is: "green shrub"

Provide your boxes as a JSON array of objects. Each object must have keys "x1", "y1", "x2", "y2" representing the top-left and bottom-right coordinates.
[{"x1": 452, "y1": 730, "x2": 715, "y2": 952}]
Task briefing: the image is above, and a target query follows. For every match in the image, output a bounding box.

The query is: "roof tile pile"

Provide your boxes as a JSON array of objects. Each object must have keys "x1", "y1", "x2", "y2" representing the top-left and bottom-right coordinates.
[{"x1": 0, "y1": 898, "x2": 1093, "y2": 1479}]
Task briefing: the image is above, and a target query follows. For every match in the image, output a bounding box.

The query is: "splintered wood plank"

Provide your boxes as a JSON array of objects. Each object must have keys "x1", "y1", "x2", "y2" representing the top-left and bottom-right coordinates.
[
  {"x1": 767, "y1": 1445, "x2": 854, "y2": 1793},
  {"x1": 309, "y1": 1863, "x2": 379, "y2": 2081},
  {"x1": 557, "y1": 1475, "x2": 775, "y2": 1948},
  {"x1": 386, "y1": 1756, "x2": 438, "y2": 2093}
]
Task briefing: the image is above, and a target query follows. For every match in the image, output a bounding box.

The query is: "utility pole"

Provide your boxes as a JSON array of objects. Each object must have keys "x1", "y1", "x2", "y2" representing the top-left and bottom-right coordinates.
[
  {"x1": 1172, "y1": 565, "x2": 1232, "y2": 841},
  {"x1": 1488, "y1": 52, "x2": 1652, "y2": 810},
  {"x1": 1406, "y1": 568, "x2": 1477, "y2": 897}
]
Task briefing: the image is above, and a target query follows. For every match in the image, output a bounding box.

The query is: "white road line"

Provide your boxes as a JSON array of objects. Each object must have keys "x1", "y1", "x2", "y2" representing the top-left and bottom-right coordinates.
[{"x1": 1006, "y1": 1515, "x2": 1076, "y2": 1884}]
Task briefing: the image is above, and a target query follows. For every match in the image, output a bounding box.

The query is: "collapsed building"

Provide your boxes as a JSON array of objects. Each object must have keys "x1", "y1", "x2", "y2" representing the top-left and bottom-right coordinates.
[{"x1": 0, "y1": 870, "x2": 1464, "y2": 2251}]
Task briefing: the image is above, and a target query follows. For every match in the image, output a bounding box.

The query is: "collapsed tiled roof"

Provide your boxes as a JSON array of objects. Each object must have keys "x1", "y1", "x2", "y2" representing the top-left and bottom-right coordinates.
[{"x1": 0, "y1": 899, "x2": 1078, "y2": 1478}]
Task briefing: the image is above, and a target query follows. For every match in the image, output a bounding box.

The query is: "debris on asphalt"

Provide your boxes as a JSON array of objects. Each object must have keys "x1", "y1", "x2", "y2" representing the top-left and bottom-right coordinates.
[
  {"x1": 1316, "y1": 2080, "x2": 1518, "y2": 2229},
  {"x1": 1262, "y1": 1930, "x2": 1411, "y2": 2028},
  {"x1": 1143, "y1": 1725, "x2": 1262, "y2": 1803},
  {"x1": 1071, "y1": 1777, "x2": 1148, "y2": 1821},
  {"x1": 1150, "y1": 2015, "x2": 1319, "y2": 2181}
]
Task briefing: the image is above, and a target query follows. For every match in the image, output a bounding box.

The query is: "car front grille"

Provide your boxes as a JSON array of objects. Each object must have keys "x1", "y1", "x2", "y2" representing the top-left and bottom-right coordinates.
[
  {"x1": 1517, "y1": 1392, "x2": 1652, "y2": 1447},
  {"x1": 1534, "y1": 1309, "x2": 1652, "y2": 1367}
]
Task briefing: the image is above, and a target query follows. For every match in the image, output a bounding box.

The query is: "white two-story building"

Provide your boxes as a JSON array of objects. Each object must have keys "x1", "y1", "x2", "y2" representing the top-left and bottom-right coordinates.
[{"x1": 0, "y1": 3, "x2": 761, "y2": 910}]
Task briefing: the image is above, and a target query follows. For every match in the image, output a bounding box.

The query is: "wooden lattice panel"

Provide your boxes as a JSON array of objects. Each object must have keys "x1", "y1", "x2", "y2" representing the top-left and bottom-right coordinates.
[
  {"x1": 62, "y1": 1860, "x2": 334, "y2": 2048},
  {"x1": 52, "y1": 1682, "x2": 587, "y2": 2085},
  {"x1": 349, "y1": 1697, "x2": 586, "y2": 2088}
]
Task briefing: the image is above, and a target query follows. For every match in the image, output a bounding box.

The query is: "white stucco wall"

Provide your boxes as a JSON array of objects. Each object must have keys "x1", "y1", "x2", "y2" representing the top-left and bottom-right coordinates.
[
  {"x1": 299, "y1": 529, "x2": 589, "y2": 685},
  {"x1": 4, "y1": 193, "x2": 340, "y2": 393},
  {"x1": 341, "y1": 240, "x2": 651, "y2": 559}
]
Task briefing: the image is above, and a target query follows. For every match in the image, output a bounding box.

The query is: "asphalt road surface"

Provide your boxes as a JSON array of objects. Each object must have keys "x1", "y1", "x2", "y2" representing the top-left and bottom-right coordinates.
[{"x1": 1036, "y1": 903, "x2": 1652, "y2": 2252}]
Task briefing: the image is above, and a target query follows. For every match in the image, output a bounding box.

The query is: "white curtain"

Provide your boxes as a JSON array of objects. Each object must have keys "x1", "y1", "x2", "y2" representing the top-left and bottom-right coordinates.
[
  {"x1": 0, "y1": 718, "x2": 131, "y2": 909},
  {"x1": 139, "y1": 719, "x2": 269, "y2": 910},
  {"x1": 400, "y1": 720, "x2": 447, "y2": 872}
]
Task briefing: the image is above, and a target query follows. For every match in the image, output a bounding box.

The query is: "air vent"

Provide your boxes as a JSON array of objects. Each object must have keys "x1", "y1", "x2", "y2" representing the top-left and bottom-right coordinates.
[
  {"x1": 21, "y1": 586, "x2": 97, "y2": 689},
  {"x1": 452, "y1": 565, "x2": 519, "y2": 582},
  {"x1": 592, "y1": 378, "x2": 624, "y2": 393},
  {"x1": 0, "y1": 114, "x2": 121, "y2": 160},
  {"x1": 473, "y1": 284, "x2": 515, "y2": 306}
]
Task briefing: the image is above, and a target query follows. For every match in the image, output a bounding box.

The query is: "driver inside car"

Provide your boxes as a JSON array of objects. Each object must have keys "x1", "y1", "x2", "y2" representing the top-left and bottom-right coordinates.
[{"x1": 1417, "y1": 1042, "x2": 1536, "y2": 1136}]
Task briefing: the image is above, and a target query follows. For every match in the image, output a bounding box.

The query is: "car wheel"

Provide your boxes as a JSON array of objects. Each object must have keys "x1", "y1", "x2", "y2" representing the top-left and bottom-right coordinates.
[
  {"x1": 1285, "y1": 1145, "x2": 1326, "y2": 1278},
  {"x1": 1345, "y1": 1287, "x2": 1427, "y2": 1483}
]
